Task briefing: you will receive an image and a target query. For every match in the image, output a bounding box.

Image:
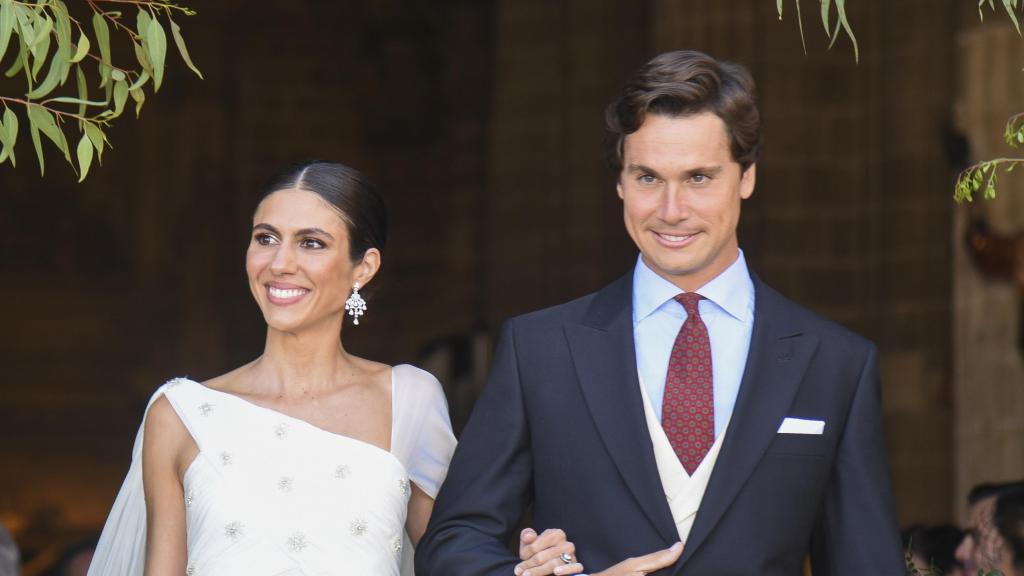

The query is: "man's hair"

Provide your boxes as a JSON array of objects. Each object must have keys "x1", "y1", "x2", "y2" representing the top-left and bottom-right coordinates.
[
  {"x1": 605, "y1": 49, "x2": 761, "y2": 172},
  {"x1": 968, "y1": 481, "x2": 1024, "y2": 505}
]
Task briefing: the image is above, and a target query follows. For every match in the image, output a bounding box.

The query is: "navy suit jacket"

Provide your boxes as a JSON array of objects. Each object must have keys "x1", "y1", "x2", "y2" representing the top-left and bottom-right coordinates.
[{"x1": 416, "y1": 272, "x2": 905, "y2": 575}]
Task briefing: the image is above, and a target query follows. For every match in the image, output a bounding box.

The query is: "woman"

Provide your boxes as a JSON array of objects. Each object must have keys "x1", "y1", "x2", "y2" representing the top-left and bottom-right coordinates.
[{"x1": 88, "y1": 161, "x2": 582, "y2": 575}]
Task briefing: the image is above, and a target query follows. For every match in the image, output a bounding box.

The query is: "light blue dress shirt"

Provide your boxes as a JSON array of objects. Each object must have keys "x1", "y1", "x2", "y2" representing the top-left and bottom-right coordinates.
[{"x1": 632, "y1": 251, "x2": 756, "y2": 438}]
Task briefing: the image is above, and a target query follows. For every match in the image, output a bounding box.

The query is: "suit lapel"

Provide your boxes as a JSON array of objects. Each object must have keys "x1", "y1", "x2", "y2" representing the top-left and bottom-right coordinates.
[
  {"x1": 674, "y1": 277, "x2": 819, "y2": 570},
  {"x1": 564, "y1": 274, "x2": 679, "y2": 545}
]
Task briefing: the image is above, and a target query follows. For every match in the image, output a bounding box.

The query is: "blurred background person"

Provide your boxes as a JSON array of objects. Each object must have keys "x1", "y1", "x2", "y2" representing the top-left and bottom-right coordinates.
[
  {"x1": 0, "y1": 523, "x2": 18, "y2": 576},
  {"x1": 991, "y1": 488, "x2": 1024, "y2": 576},
  {"x1": 956, "y1": 481, "x2": 1024, "y2": 575},
  {"x1": 903, "y1": 524, "x2": 964, "y2": 575}
]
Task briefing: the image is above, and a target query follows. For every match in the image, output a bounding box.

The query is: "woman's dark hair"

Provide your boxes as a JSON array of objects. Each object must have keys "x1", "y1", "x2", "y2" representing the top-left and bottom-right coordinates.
[
  {"x1": 995, "y1": 488, "x2": 1024, "y2": 573},
  {"x1": 258, "y1": 161, "x2": 387, "y2": 261},
  {"x1": 606, "y1": 49, "x2": 761, "y2": 172}
]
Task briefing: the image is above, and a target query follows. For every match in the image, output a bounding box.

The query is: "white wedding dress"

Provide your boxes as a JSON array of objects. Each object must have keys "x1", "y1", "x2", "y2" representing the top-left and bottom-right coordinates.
[{"x1": 88, "y1": 364, "x2": 456, "y2": 576}]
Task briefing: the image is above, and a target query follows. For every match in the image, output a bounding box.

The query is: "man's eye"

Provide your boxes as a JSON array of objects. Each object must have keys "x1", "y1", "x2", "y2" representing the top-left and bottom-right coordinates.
[
  {"x1": 639, "y1": 174, "x2": 658, "y2": 184},
  {"x1": 301, "y1": 238, "x2": 325, "y2": 249},
  {"x1": 691, "y1": 174, "x2": 709, "y2": 184}
]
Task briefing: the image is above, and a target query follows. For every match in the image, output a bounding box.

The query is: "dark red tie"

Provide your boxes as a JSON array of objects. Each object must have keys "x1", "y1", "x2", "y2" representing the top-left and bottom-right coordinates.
[{"x1": 661, "y1": 292, "x2": 714, "y2": 475}]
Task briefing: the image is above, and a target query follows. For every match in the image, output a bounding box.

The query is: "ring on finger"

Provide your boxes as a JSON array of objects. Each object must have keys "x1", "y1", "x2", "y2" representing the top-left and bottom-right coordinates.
[{"x1": 559, "y1": 552, "x2": 574, "y2": 565}]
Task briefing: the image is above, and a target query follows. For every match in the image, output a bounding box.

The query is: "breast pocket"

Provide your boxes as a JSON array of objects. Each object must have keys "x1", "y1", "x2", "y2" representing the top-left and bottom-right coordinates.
[{"x1": 765, "y1": 432, "x2": 832, "y2": 457}]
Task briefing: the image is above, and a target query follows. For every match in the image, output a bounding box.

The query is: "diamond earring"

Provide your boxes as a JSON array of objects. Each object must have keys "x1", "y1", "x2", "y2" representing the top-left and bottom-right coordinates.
[{"x1": 345, "y1": 282, "x2": 367, "y2": 325}]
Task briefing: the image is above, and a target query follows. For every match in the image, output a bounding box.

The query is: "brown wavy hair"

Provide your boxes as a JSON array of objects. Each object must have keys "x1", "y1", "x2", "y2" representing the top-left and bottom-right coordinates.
[{"x1": 605, "y1": 50, "x2": 761, "y2": 172}]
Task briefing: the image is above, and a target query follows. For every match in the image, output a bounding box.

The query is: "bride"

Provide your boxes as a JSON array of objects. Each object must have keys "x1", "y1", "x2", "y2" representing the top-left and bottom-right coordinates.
[{"x1": 88, "y1": 161, "x2": 582, "y2": 575}]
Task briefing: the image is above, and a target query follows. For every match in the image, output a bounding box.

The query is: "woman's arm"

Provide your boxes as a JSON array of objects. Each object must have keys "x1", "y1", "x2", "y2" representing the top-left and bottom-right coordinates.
[
  {"x1": 406, "y1": 483, "x2": 434, "y2": 546},
  {"x1": 141, "y1": 395, "x2": 195, "y2": 576}
]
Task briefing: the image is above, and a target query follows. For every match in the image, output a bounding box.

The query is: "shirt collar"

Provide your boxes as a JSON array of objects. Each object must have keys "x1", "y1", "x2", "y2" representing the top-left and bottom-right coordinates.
[{"x1": 632, "y1": 250, "x2": 754, "y2": 323}]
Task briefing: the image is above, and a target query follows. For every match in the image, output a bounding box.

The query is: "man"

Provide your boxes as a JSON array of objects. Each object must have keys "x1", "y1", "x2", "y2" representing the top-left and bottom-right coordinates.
[
  {"x1": 957, "y1": 482, "x2": 1024, "y2": 574},
  {"x1": 416, "y1": 50, "x2": 904, "y2": 575}
]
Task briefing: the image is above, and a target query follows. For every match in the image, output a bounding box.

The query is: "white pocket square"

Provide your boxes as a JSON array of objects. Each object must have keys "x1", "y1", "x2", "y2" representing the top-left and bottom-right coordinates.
[{"x1": 777, "y1": 417, "x2": 825, "y2": 435}]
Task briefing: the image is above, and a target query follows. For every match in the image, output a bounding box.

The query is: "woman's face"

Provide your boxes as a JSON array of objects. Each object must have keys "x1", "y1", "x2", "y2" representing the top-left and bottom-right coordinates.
[{"x1": 246, "y1": 188, "x2": 378, "y2": 334}]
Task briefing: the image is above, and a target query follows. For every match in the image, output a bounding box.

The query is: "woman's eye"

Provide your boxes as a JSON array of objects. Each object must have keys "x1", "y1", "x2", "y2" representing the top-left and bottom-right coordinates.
[
  {"x1": 254, "y1": 233, "x2": 277, "y2": 246},
  {"x1": 300, "y1": 238, "x2": 325, "y2": 249}
]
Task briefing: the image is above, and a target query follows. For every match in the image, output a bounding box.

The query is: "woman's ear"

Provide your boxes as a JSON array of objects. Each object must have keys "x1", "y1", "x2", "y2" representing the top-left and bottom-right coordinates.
[{"x1": 354, "y1": 248, "x2": 381, "y2": 288}]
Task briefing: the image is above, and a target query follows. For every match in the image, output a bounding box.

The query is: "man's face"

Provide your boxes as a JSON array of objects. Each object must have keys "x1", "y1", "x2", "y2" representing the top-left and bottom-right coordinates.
[
  {"x1": 956, "y1": 496, "x2": 1001, "y2": 573},
  {"x1": 618, "y1": 112, "x2": 755, "y2": 292}
]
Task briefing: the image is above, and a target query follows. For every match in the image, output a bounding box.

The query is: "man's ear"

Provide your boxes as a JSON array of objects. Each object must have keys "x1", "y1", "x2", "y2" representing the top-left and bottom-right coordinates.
[{"x1": 740, "y1": 163, "x2": 756, "y2": 200}]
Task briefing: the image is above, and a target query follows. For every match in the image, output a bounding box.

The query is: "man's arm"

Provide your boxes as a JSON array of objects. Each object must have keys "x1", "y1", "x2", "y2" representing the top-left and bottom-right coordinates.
[
  {"x1": 809, "y1": 343, "x2": 905, "y2": 575},
  {"x1": 415, "y1": 319, "x2": 534, "y2": 576}
]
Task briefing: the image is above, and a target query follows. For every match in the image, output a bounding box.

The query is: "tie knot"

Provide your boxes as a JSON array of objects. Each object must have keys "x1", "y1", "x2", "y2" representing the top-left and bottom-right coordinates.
[{"x1": 675, "y1": 292, "x2": 704, "y2": 315}]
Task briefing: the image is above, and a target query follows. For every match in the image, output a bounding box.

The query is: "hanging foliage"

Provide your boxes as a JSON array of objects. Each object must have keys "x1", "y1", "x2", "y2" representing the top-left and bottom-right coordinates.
[{"x1": 0, "y1": 0, "x2": 201, "y2": 181}]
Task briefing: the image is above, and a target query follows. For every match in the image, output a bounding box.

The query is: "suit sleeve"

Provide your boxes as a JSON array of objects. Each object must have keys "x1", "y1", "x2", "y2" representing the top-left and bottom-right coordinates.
[
  {"x1": 809, "y1": 343, "x2": 905, "y2": 575},
  {"x1": 414, "y1": 319, "x2": 533, "y2": 576}
]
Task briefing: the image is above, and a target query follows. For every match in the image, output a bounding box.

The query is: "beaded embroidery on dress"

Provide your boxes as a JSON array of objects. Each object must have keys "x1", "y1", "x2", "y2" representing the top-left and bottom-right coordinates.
[{"x1": 88, "y1": 364, "x2": 456, "y2": 576}]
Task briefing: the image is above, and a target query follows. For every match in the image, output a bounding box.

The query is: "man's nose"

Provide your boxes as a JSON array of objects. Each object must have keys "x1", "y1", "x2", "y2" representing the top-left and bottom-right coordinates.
[{"x1": 657, "y1": 184, "x2": 691, "y2": 222}]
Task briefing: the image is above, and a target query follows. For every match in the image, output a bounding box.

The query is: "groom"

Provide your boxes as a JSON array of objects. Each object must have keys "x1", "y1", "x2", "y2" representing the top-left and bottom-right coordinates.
[{"x1": 416, "y1": 50, "x2": 904, "y2": 575}]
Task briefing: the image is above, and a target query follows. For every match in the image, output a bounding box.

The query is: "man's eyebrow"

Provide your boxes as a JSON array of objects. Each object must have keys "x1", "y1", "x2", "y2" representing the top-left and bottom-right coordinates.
[
  {"x1": 685, "y1": 165, "x2": 724, "y2": 176},
  {"x1": 626, "y1": 163, "x2": 660, "y2": 175},
  {"x1": 625, "y1": 164, "x2": 726, "y2": 177}
]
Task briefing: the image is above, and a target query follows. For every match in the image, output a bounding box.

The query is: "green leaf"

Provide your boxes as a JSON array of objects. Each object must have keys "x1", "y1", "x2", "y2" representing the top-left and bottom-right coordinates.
[
  {"x1": 75, "y1": 63, "x2": 87, "y2": 117},
  {"x1": 129, "y1": 83, "x2": 145, "y2": 117},
  {"x1": 1002, "y1": 0, "x2": 1022, "y2": 34},
  {"x1": 136, "y1": 8, "x2": 151, "y2": 38},
  {"x1": 84, "y1": 120, "x2": 104, "y2": 162},
  {"x1": 834, "y1": 0, "x2": 860, "y2": 62},
  {"x1": 76, "y1": 132, "x2": 92, "y2": 182},
  {"x1": 146, "y1": 16, "x2": 167, "y2": 91},
  {"x1": 52, "y1": 0, "x2": 72, "y2": 85},
  {"x1": 28, "y1": 16, "x2": 51, "y2": 80},
  {"x1": 776, "y1": 0, "x2": 783, "y2": 20},
  {"x1": 112, "y1": 78, "x2": 128, "y2": 117},
  {"x1": 92, "y1": 11, "x2": 111, "y2": 87},
  {"x1": 5, "y1": 34, "x2": 26, "y2": 78},
  {"x1": 170, "y1": 18, "x2": 203, "y2": 79},
  {"x1": 27, "y1": 104, "x2": 70, "y2": 163},
  {"x1": 128, "y1": 69, "x2": 149, "y2": 91},
  {"x1": 0, "y1": 0, "x2": 15, "y2": 65},
  {"x1": 821, "y1": 0, "x2": 832, "y2": 36},
  {"x1": 133, "y1": 40, "x2": 152, "y2": 75},
  {"x1": 0, "y1": 106, "x2": 17, "y2": 167},
  {"x1": 25, "y1": 48, "x2": 66, "y2": 100},
  {"x1": 70, "y1": 32, "x2": 90, "y2": 64},
  {"x1": 134, "y1": 10, "x2": 153, "y2": 73},
  {"x1": 27, "y1": 105, "x2": 44, "y2": 175},
  {"x1": 48, "y1": 96, "x2": 110, "y2": 107},
  {"x1": 795, "y1": 0, "x2": 807, "y2": 55},
  {"x1": 110, "y1": 68, "x2": 125, "y2": 82}
]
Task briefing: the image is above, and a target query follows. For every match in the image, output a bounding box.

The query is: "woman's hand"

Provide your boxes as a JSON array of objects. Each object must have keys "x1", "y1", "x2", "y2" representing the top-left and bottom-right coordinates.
[
  {"x1": 590, "y1": 542, "x2": 683, "y2": 576},
  {"x1": 514, "y1": 528, "x2": 585, "y2": 576}
]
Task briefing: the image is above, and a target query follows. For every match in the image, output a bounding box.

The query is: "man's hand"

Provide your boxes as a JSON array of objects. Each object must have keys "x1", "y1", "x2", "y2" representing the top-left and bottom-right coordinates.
[
  {"x1": 590, "y1": 542, "x2": 683, "y2": 576},
  {"x1": 515, "y1": 528, "x2": 585, "y2": 576}
]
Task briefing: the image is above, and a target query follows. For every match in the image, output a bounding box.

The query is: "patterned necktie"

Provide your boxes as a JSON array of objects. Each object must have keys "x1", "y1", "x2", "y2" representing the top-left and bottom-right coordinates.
[{"x1": 661, "y1": 292, "x2": 714, "y2": 475}]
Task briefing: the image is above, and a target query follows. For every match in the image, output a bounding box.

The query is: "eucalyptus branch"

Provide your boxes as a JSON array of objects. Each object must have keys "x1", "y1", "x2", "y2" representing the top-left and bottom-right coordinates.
[
  {"x1": 92, "y1": 0, "x2": 195, "y2": 16},
  {"x1": 0, "y1": 0, "x2": 201, "y2": 180}
]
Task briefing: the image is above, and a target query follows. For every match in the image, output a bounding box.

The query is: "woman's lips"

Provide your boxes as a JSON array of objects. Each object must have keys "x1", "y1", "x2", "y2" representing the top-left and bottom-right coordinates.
[{"x1": 266, "y1": 284, "x2": 310, "y2": 305}]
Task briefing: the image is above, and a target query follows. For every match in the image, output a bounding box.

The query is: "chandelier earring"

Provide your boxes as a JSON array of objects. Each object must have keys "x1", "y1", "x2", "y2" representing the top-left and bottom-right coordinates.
[{"x1": 345, "y1": 282, "x2": 368, "y2": 325}]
